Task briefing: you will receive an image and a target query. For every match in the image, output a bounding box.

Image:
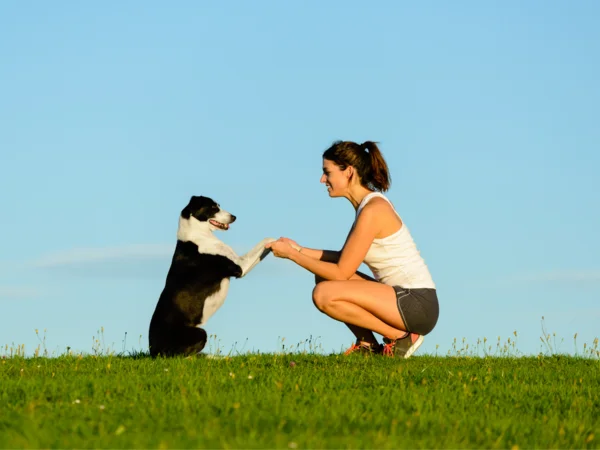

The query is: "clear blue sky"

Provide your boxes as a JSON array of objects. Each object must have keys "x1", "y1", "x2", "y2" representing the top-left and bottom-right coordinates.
[{"x1": 1, "y1": 1, "x2": 599, "y2": 357}]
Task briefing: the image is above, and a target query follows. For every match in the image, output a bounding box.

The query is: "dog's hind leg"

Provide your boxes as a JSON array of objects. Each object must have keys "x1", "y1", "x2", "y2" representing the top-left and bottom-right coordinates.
[
  {"x1": 152, "y1": 326, "x2": 208, "y2": 357},
  {"x1": 177, "y1": 326, "x2": 209, "y2": 355},
  {"x1": 237, "y1": 237, "x2": 276, "y2": 277}
]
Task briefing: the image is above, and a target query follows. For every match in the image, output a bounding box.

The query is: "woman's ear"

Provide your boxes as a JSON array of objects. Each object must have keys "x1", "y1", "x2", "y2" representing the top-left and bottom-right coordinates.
[{"x1": 346, "y1": 166, "x2": 354, "y2": 180}]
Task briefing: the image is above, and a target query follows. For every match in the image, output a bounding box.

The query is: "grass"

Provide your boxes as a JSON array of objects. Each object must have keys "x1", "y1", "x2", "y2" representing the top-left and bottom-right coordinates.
[{"x1": 1, "y1": 328, "x2": 599, "y2": 449}]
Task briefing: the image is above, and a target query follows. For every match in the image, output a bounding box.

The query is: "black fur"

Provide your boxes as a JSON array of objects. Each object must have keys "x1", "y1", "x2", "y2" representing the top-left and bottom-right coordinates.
[{"x1": 148, "y1": 197, "x2": 241, "y2": 357}]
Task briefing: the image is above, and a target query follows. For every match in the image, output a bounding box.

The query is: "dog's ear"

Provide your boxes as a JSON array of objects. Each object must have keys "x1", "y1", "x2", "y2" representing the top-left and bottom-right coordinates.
[{"x1": 181, "y1": 196, "x2": 196, "y2": 219}]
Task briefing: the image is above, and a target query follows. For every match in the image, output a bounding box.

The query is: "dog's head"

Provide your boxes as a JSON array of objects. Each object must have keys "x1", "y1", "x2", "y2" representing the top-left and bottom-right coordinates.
[{"x1": 181, "y1": 195, "x2": 236, "y2": 232}]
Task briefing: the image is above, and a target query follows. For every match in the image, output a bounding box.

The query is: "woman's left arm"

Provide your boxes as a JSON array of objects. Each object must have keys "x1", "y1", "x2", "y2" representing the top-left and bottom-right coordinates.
[{"x1": 269, "y1": 203, "x2": 381, "y2": 281}]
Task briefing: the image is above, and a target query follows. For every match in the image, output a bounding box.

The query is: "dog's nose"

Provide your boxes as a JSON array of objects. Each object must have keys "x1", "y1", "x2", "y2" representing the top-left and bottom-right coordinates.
[{"x1": 230, "y1": 214, "x2": 236, "y2": 222}]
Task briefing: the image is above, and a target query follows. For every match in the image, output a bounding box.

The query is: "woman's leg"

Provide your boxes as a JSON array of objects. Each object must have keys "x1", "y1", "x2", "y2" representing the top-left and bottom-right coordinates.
[
  {"x1": 312, "y1": 276, "x2": 409, "y2": 342},
  {"x1": 315, "y1": 272, "x2": 382, "y2": 346}
]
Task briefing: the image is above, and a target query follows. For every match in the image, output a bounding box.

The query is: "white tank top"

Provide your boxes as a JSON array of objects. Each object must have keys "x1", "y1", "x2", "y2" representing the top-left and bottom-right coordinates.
[{"x1": 354, "y1": 192, "x2": 436, "y2": 289}]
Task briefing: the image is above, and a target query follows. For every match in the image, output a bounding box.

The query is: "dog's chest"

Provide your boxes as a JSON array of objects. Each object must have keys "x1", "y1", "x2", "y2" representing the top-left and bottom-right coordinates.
[
  {"x1": 197, "y1": 237, "x2": 237, "y2": 261},
  {"x1": 197, "y1": 278, "x2": 230, "y2": 326}
]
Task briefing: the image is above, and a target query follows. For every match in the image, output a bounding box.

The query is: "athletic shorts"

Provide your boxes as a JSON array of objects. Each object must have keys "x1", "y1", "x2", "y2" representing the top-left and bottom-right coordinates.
[{"x1": 393, "y1": 286, "x2": 439, "y2": 336}]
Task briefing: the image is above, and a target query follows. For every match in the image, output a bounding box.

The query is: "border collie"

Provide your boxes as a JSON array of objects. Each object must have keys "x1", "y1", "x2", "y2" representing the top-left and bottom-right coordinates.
[{"x1": 148, "y1": 195, "x2": 275, "y2": 357}]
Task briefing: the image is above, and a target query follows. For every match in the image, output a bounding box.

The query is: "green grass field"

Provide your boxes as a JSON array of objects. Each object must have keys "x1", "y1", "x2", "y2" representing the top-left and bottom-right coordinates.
[{"x1": 1, "y1": 332, "x2": 599, "y2": 449}]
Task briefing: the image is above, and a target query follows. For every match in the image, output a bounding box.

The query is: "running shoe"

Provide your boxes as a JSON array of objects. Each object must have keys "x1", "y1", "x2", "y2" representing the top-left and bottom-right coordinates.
[{"x1": 382, "y1": 333, "x2": 423, "y2": 358}]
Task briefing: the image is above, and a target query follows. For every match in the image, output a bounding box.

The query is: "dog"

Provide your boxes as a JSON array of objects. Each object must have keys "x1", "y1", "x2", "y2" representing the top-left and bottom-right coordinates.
[{"x1": 148, "y1": 195, "x2": 275, "y2": 357}]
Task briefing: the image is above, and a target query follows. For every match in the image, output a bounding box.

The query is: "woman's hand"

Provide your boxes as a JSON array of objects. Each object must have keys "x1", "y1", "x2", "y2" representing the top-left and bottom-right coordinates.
[
  {"x1": 276, "y1": 237, "x2": 302, "y2": 252},
  {"x1": 265, "y1": 237, "x2": 300, "y2": 259}
]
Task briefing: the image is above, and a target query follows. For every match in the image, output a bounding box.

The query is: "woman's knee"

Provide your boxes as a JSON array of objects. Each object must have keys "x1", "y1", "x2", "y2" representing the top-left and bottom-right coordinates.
[{"x1": 312, "y1": 282, "x2": 332, "y2": 312}]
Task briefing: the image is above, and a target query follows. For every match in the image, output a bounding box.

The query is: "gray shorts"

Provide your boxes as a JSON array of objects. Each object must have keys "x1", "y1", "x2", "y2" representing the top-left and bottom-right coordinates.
[{"x1": 394, "y1": 286, "x2": 439, "y2": 336}]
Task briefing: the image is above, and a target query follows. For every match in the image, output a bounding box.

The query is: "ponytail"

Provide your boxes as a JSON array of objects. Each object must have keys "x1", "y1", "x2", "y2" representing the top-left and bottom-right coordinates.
[{"x1": 361, "y1": 141, "x2": 391, "y2": 192}]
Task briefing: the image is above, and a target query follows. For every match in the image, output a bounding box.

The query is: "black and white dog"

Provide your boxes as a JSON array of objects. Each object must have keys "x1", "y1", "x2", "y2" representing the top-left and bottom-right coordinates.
[{"x1": 148, "y1": 195, "x2": 275, "y2": 357}]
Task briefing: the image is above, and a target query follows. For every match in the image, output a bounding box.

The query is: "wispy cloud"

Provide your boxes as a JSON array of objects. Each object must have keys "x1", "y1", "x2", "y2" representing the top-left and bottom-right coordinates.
[
  {"x1": 29, "y1": 244, "x2": 173, "y2": 268},
  {"x1": 14, "y1": 242, "x2": 297, "y2": 280},
  {"x1": 0, "y1": 286, "x2": 42, "y2": 299}
]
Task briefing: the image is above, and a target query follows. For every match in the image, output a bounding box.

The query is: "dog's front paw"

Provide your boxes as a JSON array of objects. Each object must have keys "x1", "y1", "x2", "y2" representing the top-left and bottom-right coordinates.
[
  {"x1": 262, "y1": 238, "x2": 277, "y2": 253},
  {"x1": 259, "y1": 238, "x2": 277, "y2": 260}
]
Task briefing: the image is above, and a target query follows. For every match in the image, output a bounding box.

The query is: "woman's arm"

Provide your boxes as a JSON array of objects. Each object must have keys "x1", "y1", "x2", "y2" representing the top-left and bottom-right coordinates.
[
  {"x1": 275, "y1": 237, "x2": 340, "y2": 262},
  {"x1": 298, "y1": 247, "x2": 340, "y2": 262},
  {"x1": 267, "y1": 202, "x2": 382, "y2": 281}
]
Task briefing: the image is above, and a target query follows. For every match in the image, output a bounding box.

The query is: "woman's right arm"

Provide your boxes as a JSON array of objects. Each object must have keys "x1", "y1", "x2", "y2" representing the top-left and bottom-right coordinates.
[
  {"x1": 299, "y1": 247, "x2": 340, "y2": 262},
  {"x1": 276, "y1": 237, "x2": 340, "y2": 262}
]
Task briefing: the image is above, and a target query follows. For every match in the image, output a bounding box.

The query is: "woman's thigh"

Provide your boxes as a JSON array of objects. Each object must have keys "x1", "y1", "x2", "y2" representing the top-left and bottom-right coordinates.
[
  {"x1": 315, "y1": 270, "x2": 376, "y2": 284},
  {"x1": 313, "y1": 279, "x2": 407, "y2": 331}
]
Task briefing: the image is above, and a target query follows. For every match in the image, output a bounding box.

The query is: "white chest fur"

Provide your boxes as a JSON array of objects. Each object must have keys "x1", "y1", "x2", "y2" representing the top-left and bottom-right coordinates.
[{"x1": 197, "y1": 278, "x2": 230, "y2": 327}]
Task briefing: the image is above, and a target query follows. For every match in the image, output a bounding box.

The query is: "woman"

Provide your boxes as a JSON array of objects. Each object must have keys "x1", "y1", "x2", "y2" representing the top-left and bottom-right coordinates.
[{"x1": 265, "y1": 140, "x2": 439, "y2": 358}]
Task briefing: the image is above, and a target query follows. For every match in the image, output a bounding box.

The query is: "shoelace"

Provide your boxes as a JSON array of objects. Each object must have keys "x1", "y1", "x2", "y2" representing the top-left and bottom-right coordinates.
[
  {"x1": 382, "y1": 341, "x2": 395, "y2": 356},
  {"x1": 343, "y1": 343, "x2": 361, "y2": 355},
  {"x1": 382, "y1": 333, "x2": 414, "y2": 357}
]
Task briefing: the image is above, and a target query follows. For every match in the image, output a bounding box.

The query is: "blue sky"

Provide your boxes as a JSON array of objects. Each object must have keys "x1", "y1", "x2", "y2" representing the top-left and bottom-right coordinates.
[{"x1": 1, "y1": 1, "x2": 599, "y2": 357}]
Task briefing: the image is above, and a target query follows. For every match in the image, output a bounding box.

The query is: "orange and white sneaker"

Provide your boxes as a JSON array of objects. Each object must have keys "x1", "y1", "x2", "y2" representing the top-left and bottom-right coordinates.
[
  {"x1": 382, "y1": 333, "x2": 424, "y2": 358},
  {"x1": 343, "y1": 340, "x2": 382, "y2": 356}
]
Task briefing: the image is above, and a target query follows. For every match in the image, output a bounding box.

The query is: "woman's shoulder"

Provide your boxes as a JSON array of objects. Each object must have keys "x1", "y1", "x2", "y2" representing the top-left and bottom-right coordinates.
[
  {"x1": 359, "y1": 195, "x2": 396, "y2": 217},
  {"x1": 363, "y1": 194, "x2": 393, "y2": 210},
  {"x1": 358, "y1": 195, "x2": 402, "y2": 237}
]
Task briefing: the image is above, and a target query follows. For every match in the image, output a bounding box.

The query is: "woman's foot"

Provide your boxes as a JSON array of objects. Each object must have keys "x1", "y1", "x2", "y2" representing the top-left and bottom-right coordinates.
[
  {"x1": 343, "y1": 340, "x2": 382, "y2": 356},
  {"x1": 382, "y1": 333, "x2": 423, "y2": 358}
]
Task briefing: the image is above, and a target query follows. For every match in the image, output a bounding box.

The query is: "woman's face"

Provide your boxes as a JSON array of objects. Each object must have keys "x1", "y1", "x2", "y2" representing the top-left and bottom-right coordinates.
[{"x1": 320, "y1": 158, "x2": 349, "y2": 197}]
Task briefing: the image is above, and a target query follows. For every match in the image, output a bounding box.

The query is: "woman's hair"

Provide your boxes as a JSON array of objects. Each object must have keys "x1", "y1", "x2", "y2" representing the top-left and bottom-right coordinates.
[{"x1": 322, "y1": 140, "x2": 391, "y2": 192}]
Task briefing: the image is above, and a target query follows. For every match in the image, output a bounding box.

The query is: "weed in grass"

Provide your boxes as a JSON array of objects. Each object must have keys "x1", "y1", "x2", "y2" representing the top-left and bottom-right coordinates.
[{"x1": 1, "y1": 317, "x2": 599, "y2": 448}]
